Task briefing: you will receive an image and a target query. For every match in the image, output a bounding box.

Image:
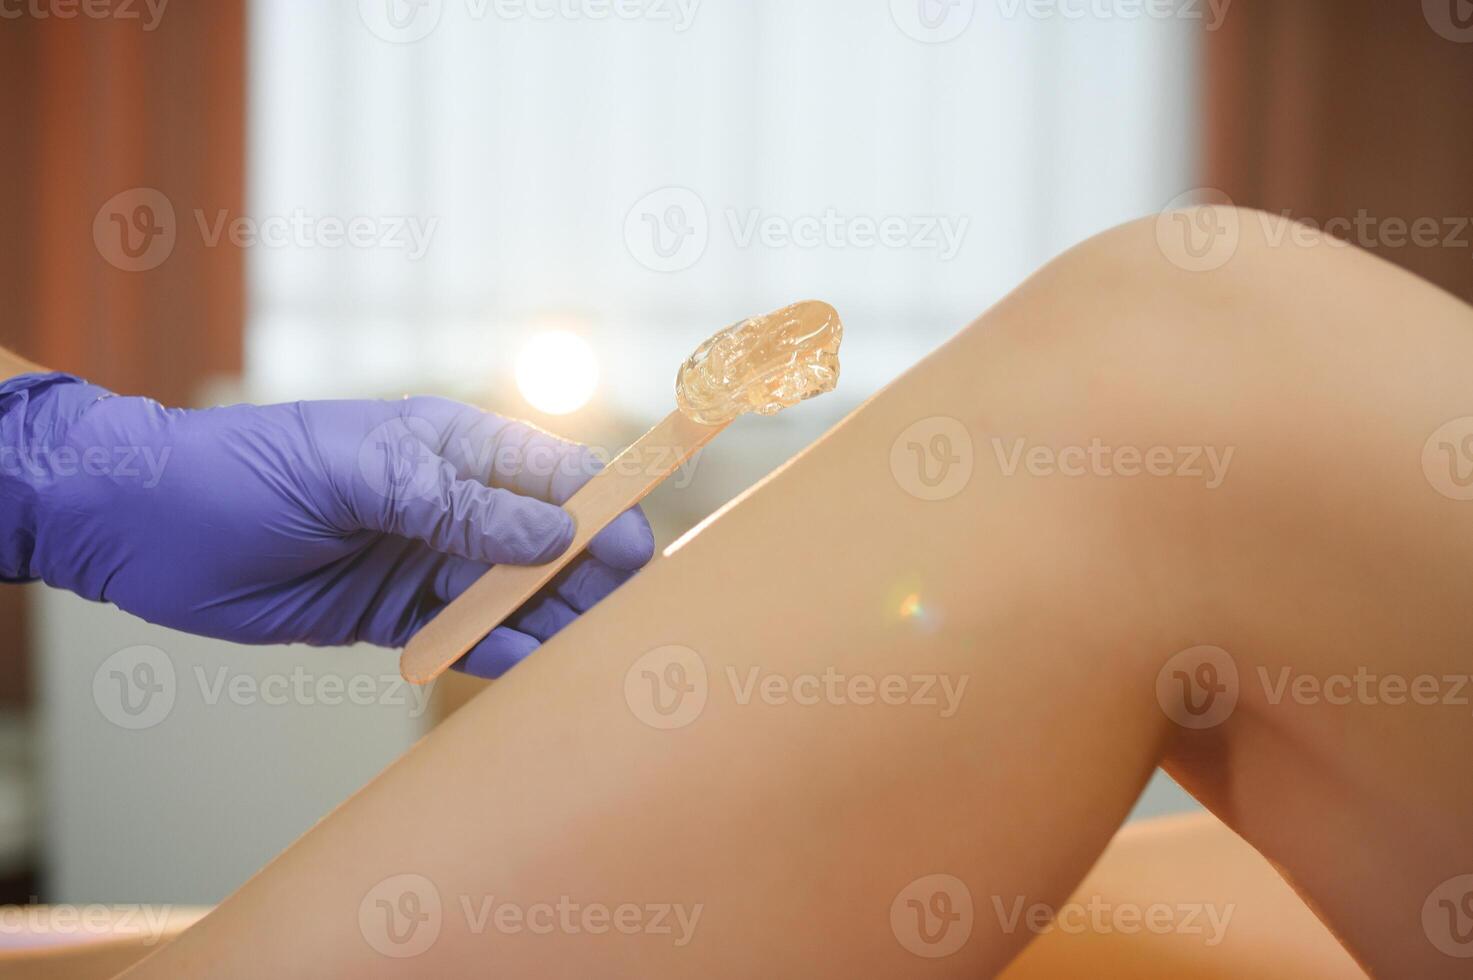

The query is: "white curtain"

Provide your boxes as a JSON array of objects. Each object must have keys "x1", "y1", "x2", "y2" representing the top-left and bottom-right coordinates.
[{"x1": 248, "y1": 0, "x2": 1200, "y2": 418}]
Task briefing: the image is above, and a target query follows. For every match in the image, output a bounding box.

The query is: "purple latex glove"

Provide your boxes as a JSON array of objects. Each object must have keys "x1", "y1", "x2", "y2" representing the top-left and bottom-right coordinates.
[{"x1": 0, "y1": 373, "x2": 654, "y2": 678}]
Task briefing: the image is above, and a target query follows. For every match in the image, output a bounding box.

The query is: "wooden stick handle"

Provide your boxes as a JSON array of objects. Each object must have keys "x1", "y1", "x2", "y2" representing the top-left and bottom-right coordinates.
[{"x1": 400, "y1": 410, "x2": 728, "y2": 684}]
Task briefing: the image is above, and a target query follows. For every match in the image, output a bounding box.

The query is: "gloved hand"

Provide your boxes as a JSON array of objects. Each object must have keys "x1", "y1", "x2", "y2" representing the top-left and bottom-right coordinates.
[{"x1": 0, "y1": 373, "x2": 654, "y2": 678}]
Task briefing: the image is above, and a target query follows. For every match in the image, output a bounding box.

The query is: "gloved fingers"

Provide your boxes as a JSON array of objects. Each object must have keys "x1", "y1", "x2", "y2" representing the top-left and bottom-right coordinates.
[
  {"x1": 504, "y1": 595, "x2": 579, "y2": 643},
  {"x1": 551, "y1": 554, "x2": 639, "y2": 612},
  {"x1": 536, "y1": 443, "x2": 655, "y2": 569},
  {"x1": 424, "y1": 551, "x2": 633, "y2": 655},
  {"x1": 430, "y1": 549, "x2": 635, "y2": 612},
  {"x1": 429, "y1": 552, "x2": 633, "y2": 608},
  {"x1": 430, "y1": 555, "x2": 492, "y2": 603},
  {"x1": 451, "y1": 626, "x2": 541, "y2": 679},
  {"x1": 587, "y1": 507, "x2": 655, "y2": 570},
  {"x1": 399, "y1": 399, "x2": 654, "y2": 570},
  {"x1": 373, "y1": 457, "x2": 574, "y2": 565},
  {"x1": 407, "y1": 397, "x2": 597, "y2": 501},
  {"x1": 504, "y1": 426, "x2": 601, "y2": 501},
  {"x1": 500, "y1": 551, "x2": 642, "y2": 637}
]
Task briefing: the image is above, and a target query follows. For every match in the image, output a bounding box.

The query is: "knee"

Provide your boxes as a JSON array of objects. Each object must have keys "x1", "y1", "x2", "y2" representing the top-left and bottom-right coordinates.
[{"x1": 962, "y1": 204, "x2": 1393, "y2": 382}]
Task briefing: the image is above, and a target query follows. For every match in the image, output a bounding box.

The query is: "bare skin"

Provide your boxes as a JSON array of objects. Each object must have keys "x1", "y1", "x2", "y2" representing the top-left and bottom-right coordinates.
[
  {"x1": 0, "y1": 814, "x2": 1362, "y2": 979},
  {"x1": 0, "y1": 347, "x2": 46, "y2": 382},
  {"x1": 27, "y1": 209, "x2": 1473, "y2": 976},
  {"x1": 1000, "y1": 812, "x2": 1366, "y2": 978}
]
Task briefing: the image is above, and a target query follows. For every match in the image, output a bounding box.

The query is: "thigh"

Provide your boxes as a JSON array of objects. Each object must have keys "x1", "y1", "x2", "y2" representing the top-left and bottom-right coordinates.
[{"x1": 1000, "y1": 813, "x2": 1366, "y2": 979}]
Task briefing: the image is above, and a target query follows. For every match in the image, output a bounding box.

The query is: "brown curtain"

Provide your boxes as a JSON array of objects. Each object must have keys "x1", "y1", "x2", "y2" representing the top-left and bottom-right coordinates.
[
  {"x1": 0, "y1": 5, "x2": 246, "y2": 704},
  {"x1": 1205, "y1": 0, "x2": 1473, "y2": 306}
]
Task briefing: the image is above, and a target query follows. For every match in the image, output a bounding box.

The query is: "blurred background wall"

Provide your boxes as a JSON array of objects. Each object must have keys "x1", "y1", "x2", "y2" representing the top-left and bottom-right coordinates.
[
  {"x1": 0, "y1": 0, "x2": 1468, "y2": 906},
  {"x1": 0, "y1": 0, "x2": 246, "y2": 903}
]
